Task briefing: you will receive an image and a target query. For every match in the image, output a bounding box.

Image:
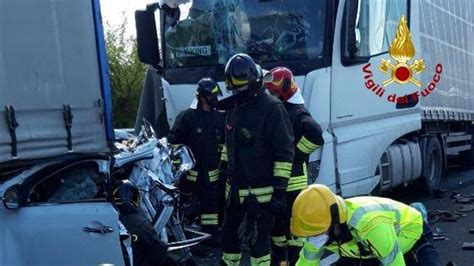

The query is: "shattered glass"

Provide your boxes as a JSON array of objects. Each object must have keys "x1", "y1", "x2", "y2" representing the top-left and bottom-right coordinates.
[
  {"x1": 47, "y1": 168, "x2": 100, "y2": 203},
  {"x1": 164, "y1": 0, "x2": 327, "y2": 68}
]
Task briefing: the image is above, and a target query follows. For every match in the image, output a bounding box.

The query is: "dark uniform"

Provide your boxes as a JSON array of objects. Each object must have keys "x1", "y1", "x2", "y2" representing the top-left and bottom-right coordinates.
[
  {"x1": 271, "y1": 102, "x2": 323, "y2": 265},
  {"x1": 264, "y1": 67, "x2": 324, "y2": 266},
  {"x1": 168, "y1": 79, "x2": 225, "y2": 235},
  {"x1": 219, "y1": 54, "x2": 294, "y2": 266}
]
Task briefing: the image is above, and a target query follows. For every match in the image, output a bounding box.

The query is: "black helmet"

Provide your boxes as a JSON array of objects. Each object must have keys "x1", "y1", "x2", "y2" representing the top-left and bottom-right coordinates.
[
  {"x1": 196, "y1": 77, "x2": 222, "y2": 98},
  {"x1": 224, "y1": 53, "x2": 263, "y2": 94},
  {"x1": 114, "y1": 180, "x2": 140, "y2": 211},
  {"x1": 196, "y1": 77, "x2": 222, "y2": 108}
]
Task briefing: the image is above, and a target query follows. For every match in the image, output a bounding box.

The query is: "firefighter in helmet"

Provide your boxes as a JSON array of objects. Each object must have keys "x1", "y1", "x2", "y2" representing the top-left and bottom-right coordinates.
[
  {"x1": 291, "y1": 184, "x2": 441, "y2": 266},
  {"x1": 264, "y1": 67, "x2": 324, "y2": 266},
  {"x1": 168, "y1": 77, "x2": 225, "y2": 242},
  {"x1": 218, "y1": 53, "x2": 294, "y2": 266}
]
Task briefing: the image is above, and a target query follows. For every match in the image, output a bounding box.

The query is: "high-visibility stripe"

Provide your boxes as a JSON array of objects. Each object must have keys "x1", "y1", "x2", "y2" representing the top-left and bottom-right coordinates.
[
  {"x1": 274, "y1": 169, "x2": 291, "y2": 179},
  {"x1": 380, "y1": 241, "x2": 401, "y2": 265},
  {"x1": 289, "y1": 175, "x2": 307, "y2": 184},
  {"x1": 272, "y1": 236, "x2": 288, "y2": 247},
  {"x1": 250, "y1": 254, "x2": 271, "y2": 266},
  {"x1": 222, "y1": 253, "x2": 241, "y2": 266},
  {"x1": 239, "y1": 186, "x2": 273, "y2": 196},
  {"x1": 348, "y1": 204, "x2": 401, "y2": 233},
  {"x1": 297, "y1": 136, "x2": 320, "y2": 155},
  {"x1": 274, "y1": 161, "x2": 292, "y2": 179},
  {"x1": 221, "y1": 146, "x2": 228, "y2": 162},
  {"x1": 187, "y1": 170, "x2": 198, "y2": 181},
  {"x1": 208, "y1": 169, "x2": 220, "y2": 182},
  {"x1": 288, "y1": 238, "x2": 304, "y2": 247},
  {"x1": 239, "y1": 186, "x2": 273, "y2": 203},
  {"x1": 186, "y1": 175, "x2": 197, "y2": 182},
  {"x1": 201, "y1": 219, "x2": 218, "y2": 225},
  {"x1": 209, "y1": 169, "x2": 219, "y2": 176},
  {"x1": 201, "y1": 214, "x2": 218, "y2": 225},
  {"x1": 231, "y1": 76, "x2": 248, "y2": 86},
  {"x1": 286, "y1": 180, "x2": 308, "y2": 192},
  {"x1": 212, "y1": 86, "x2": 220, "y2": 94},
  {"x1": 201, "y1": 214, "x2": 218, "y2": 219},
  {"x1": 287, "y1": 162, "x2": 308, "y2": 191},
  {"x1": 274, "y1": 161, "x2": 292, "y2": 170}
]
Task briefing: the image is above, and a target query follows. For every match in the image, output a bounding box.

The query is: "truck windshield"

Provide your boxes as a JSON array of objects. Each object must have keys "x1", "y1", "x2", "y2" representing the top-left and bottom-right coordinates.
[{"x1": 163, "y1": 0, "x2": 327, "y2": 69}]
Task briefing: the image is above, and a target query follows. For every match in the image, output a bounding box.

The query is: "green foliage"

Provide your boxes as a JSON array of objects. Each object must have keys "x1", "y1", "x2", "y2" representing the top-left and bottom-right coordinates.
[{"x1": 105, "y1": 17, "x2": 146, "y2": 128}]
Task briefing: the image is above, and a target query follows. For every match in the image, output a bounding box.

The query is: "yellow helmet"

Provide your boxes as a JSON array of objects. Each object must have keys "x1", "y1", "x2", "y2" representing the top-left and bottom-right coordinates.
[{"x1": 290, "y1": 184, "x2": 347, "y2": 237}]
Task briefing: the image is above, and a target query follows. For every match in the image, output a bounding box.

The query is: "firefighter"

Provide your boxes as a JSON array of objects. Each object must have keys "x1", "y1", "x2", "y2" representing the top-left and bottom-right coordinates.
[
  {"x1": 218, "y1": 53, "x2": 294, "y2": 266},
  {"x1": 167, "y1": 77, "x2": 225, "y2": 242},
  {"x1": 264, "y1": 67, "x2": 324, "y2": 266},
  {"x1": 291, "y1": 184, "x2": 441, "y2": 266}
]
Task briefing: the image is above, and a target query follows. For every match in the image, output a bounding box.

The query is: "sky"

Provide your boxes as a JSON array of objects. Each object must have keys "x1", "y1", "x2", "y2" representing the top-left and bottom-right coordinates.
[{"x1": 100, "y1": 0, "x2": 156, "y2": 36}]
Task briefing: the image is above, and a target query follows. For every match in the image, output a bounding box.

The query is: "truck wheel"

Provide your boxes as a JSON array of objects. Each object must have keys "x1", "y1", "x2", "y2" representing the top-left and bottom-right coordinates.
[{"x1": 420, "y1": 136, "x2": 442, "y2": 194}]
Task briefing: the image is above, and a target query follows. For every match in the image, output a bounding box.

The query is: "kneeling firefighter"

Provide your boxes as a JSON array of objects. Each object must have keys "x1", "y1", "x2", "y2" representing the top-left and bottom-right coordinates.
[
  {"x1": 217, "y1": 53, "x2": 295, "y2": 266},
  {"x1": 291, "y1": 184, "x2": 441, "y2": 266},
  {"x1": 167, "y1": 77, "x2": 225, "y2": 241},
  {"x1": 264, "y1": 67, "x2": 324, "y2": 266}
]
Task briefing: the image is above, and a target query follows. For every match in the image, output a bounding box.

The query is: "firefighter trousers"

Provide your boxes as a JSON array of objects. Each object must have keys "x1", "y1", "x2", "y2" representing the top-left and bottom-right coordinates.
[
  {"x1": 182, "y1": 169, "x2": 220, "y2": 235},
  {"x1": 222, "y1": 194, "x2": 275, "y2": 266},
  {"x1": 270, "y1": 191, "x2": 303, "y2": 266}
]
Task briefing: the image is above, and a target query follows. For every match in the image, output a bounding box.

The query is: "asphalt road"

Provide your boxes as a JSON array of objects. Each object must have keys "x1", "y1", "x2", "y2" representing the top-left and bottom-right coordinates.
[
  {"x1": 392, "y1": 166, "x2": 474, "y2": 266},
  {"x1": 192, "y1": 166, "x2": 474, "y2": 266}
]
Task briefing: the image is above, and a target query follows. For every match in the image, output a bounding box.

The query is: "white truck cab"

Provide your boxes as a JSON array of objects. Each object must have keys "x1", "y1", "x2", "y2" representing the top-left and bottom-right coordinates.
[
  {"x1": 0, "y1": 0, "x2": 126, "y2": 265},
  {"x1": 135, "y1": 0, "x2": 474, "y2": 197}
]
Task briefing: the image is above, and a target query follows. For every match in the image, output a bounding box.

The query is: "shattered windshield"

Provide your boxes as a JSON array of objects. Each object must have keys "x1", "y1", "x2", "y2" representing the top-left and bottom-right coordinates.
[{"x1": 163, "y1": 0, "x2": 327, "y2": 68}]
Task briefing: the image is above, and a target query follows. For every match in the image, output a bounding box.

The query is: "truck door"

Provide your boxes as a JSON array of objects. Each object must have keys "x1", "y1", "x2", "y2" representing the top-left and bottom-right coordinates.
[
  {"x1": 0, "y1": 161, "x2": 125, "y2": 266},
  {"x1": 329, "y1": 0, "x2": 421, "y2": 196}
]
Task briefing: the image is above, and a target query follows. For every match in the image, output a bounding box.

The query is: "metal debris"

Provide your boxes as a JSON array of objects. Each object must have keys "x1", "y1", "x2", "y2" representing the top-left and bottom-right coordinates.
[
  {"x1": 458, "y1": 205, "x2": 474, "y2": 213},
  {"x1": 428, "y1": 210, "x2": 462, "y2": 223},
  {"x1": 462, "y1": 242, "x2": 474, "y2": 250},
  {"x1": 433, "y1": 227, "x2": 447, "y2": 241}
]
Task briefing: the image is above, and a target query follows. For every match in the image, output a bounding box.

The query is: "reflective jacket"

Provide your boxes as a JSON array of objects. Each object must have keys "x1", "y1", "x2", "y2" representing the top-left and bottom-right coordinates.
[
  {"x1": 224, "y1": 90, "x2": 294, "y2": 203},
  {"x1": 168, "y1": 106, "x2": 225, "y2": 183},
  {"x1": 284, "y1": 103, "x2": 323, "y2": 192},
  {"x1": 297, "y1": 197, "x2": 424, "y2": 266}
]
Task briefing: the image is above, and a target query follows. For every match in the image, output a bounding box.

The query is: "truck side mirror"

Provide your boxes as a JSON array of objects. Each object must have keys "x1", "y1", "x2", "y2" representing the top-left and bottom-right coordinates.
[
  {"x1": 2, "y1": 184, "x2": 22, "y2": 210},
  {"x1": 135, "y1": 10, "x2": 161, "y2": 69}
]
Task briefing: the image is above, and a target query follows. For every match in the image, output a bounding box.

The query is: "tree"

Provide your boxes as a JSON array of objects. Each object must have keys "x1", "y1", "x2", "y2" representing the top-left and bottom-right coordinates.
[{"x1": 105, "y1": 17, "x2": 146, "y2": 129}]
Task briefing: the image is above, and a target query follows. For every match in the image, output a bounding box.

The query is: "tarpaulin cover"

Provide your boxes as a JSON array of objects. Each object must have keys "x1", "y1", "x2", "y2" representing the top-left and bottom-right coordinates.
[{"x1": 0, "y1": 0, "x2": 108, "y2": 165}]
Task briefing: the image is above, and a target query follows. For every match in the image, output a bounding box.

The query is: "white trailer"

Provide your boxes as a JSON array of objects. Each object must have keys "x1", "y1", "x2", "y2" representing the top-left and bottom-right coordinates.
[{"x1": 135, "y1": 0, "x2": 474, "y2": 196}]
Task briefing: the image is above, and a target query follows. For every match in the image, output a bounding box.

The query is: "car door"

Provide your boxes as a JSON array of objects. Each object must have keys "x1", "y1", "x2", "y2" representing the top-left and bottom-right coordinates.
[{"x1": 0, "y1": 160, "x2": 125, "y2": 266}]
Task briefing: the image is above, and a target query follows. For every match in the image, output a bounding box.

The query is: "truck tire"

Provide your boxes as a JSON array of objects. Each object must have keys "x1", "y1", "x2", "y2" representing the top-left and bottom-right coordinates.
[{"x1": 420, "y1": 136, "x2": 442, "y2": 194}]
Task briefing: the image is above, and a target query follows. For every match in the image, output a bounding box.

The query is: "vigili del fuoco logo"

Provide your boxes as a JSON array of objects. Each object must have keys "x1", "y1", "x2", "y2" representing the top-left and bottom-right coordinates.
[{"x1": 361, "y1": 16, "x2": 443, "y2": 109}]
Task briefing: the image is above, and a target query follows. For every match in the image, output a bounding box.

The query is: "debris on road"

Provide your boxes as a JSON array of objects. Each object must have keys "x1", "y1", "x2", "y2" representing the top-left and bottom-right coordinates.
[
  {"x1": 451, "y1": 191, "x2": 462, "y2": 199},
  {"x1": 456, "y1": 198, "x2": 472, "y2": 204},
  {"x1": 446, "y1": 261, "x2": 456, "y2": 266},
  {"x1": 458, "y1": 204, "x2": 474, "y2": 212},
  {"x1": 428, "y1": 210, "x2": 462, "y2": 223},
  {"x1": 433, "y1": 228, "x2": 448, "y2": 241},
  {"x1": 462, "y1": 242, "x2": 474, "y2": 250},
  {"x1": 433, "y1": 188, "x2": 447, "y2": 199}
]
